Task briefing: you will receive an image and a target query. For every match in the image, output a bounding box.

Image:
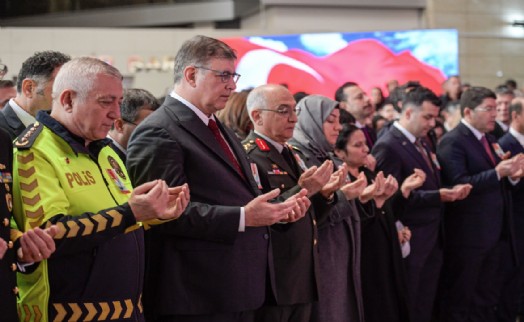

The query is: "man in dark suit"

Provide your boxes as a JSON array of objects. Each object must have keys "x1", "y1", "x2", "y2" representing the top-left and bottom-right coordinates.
[
  {"x1": 334, "y1": 82, "x2": 376, "y2": 148},
  {"x1": 107, "y1": 88, "x2": 159, "y2": 163},
  {"x1": 243, "y1": 84, "x2": 345, "y2": 322},
  {"x1": 126, "y1": 36, "x2": 310, "y2": 322},
  {"x1": 497, "y1": 96, "x2": 524, "y2": 322},
  {"x1": 437, "y1": 87, "x2": 524, "y2": 322},
  {"x1": 0, "y1": 51, "x2": 70, "y2": 140},
  {"x1": 372, "y1": 86, "x2": 471, "y2": 322}
]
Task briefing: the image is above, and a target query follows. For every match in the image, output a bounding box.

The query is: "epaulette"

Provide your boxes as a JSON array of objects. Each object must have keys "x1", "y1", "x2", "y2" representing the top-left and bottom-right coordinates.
[
  {"x1": 243, "y1": 139, "x2": 257, "y2": 153},
  {"x1": 14, "y1": 122, "x2": 43, "y2": 149}
]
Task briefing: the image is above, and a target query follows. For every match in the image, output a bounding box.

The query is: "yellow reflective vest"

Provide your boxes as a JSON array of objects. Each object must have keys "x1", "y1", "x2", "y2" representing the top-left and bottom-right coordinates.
[{"x1": 13, "y1": 113, "x2": 145, "y2": 322}]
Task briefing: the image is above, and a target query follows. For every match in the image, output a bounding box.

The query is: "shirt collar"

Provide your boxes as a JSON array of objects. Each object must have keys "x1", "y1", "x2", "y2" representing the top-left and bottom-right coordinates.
[
  {"x1": 10, "y1": 98, "x2": 36, "y2": 127},
  {"x1": 461, "y1": 119, "x2": 483, "y2": 140},
  {"x1": 509, "y1": 127, "x2": 524, "y2": 147},
  {"x1": 393, "y1": 121, "x2": 417, "y2": 143},
  {"x1": 497, "y1": 120, "x2": 509, "y2": 132},
  {"x1": 107, "y1": 134, "x2": 126, "y2": 154},
  {"x1": 170, "y1": 91, "x2": 216, "y2": 125},
  {"x1": 254, "y1": 130, "x2": 284, "y2": 153},
  {"x1": 36, "y1": 111, "x2": 111, "y2": 155}
]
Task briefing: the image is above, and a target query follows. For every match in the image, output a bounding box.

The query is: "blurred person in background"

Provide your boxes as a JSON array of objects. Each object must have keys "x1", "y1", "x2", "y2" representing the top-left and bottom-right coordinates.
[
  {"x1": 440, "y1": 75, "x2": 462, "y2": 112},
  {"x1": 489, "y1": 85, "x2": 515, "y2": 139},
  {"x1": 107, "y1": 88, "x2": 160, "y2": 163},
  {"x1": 0, "y1": 80, "x2": 16, "y2": 108},
  {"x1": 216, "y1": 89, "x2": 253, "y2": 140},
  {"x1": 370, "y1": 87, "x2": 385, "y2": 111}
]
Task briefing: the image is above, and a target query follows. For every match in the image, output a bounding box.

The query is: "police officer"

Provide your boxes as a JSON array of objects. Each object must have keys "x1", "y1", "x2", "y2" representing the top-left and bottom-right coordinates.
[{"x1": 12, "y1": 57, "x2": 189, "y2": 322}]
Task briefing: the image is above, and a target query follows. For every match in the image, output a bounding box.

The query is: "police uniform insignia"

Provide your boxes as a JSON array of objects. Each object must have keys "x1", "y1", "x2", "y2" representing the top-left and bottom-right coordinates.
[
  {"x1": 15, "y1": 122, "x2": 43, "y2": 149},
  {"x1": 107, "y1": 156, "x2": 126, "y2": 180},
  {"x1": 106, "y1": 168, "x2": 130, "y2": 194},
  {"x1": 255, "y1": 138, "x2": 270, "y2": 151}
]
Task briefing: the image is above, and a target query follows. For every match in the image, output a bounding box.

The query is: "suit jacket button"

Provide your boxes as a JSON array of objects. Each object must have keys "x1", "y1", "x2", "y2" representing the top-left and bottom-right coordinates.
[
  {"x1": 280, "y1": 184, "x2": 285, "y2": 189},
  {"x1": 11, "y1": 263, "x2": 16, "y2": 271},
  {"x1": 12, "y1": 287, "x2": 19, "y2": 295},
  {"x1": 3, "y1": 218, "x2": 8, "y2": 227},
  {"x1": 263, "y1": 234, "x2": 269, "y2": 240},
  {"x1": 7, "y1": 241, "x2": 13, "y2": 249},
  {"x1": 313, "y1": 239, "x2": 317, "y2": 246},
  {"x1": 313, "y1": 219, "x2": 317, "y2": 226}
]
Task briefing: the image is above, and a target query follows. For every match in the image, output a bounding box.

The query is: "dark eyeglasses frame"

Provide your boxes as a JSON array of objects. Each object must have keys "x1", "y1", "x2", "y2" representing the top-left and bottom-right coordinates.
[
  {"x1": 194, "y1": 66, "x2": 241, "y2": 84},
  {"x1": 258, "y1": 107, "x2": 301, "y2": 117}
]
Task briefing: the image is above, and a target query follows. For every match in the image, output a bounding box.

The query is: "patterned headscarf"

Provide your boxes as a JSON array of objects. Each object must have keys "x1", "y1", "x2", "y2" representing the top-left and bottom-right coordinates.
[{"x1": 293, "y1": 95, "x2": 339, "y2": 160}]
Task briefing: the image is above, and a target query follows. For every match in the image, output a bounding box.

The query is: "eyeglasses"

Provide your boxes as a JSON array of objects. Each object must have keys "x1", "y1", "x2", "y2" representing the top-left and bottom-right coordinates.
[
  {"x1": 258, "y1": 106, "x2": 301, "y2": 118},
  {"x1": 122, "y1": 119, "x2": 138, "y2": 126},
  {"x1": 194, "y1": 66, "x2": 241, "y2": 84},
  {"x1": 475, "y1": 106, "x2": 497, "y2": 113}
]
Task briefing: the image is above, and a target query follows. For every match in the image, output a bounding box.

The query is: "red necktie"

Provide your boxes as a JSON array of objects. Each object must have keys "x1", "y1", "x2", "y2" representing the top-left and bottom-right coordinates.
[
  {"x1": 415, "y1": 139, "x2": 434, "y2": 173},
  {"x1": 208, "y1": 119, "x2": 245, "y2": 179},
  {"x1": 480, "y1": 135, "x2": 496, "y2": 166}
]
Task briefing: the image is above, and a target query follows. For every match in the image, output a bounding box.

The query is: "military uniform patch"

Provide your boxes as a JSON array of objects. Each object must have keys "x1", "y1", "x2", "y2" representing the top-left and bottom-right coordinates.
[{"x1": 255, "y1": 138, "x2": 270, "y2": 151}]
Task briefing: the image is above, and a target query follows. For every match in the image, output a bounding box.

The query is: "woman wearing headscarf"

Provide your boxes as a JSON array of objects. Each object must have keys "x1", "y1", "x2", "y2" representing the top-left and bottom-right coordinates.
[{"x1": 289, "y1": 95, "x2": 365, "y2": 322}]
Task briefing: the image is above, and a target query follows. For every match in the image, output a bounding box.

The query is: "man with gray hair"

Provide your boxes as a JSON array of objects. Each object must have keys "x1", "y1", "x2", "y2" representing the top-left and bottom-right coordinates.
[
  {"x1": 243, "y1": 84, "x2": 341, "y2": 322},
  {"x1": 0, "y1": 51, "x2": 70, "y2": 140},
  {"x1": 108, "y1": 88, "x2": 159, "y2": 163},
  {"x1": 127, "y1": 35, "x2": 309, "y2": 322},
  {"x1": 12, "y1": 57, "x2": 189, "y2": 322}
]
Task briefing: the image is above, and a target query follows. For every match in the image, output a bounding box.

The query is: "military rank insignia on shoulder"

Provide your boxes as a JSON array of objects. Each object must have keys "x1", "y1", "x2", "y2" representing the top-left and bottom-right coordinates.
[
  {"x1": 255, "y1": 138, "x2": 270, "y2": 151},
  {"x1": 243, "y1": 139, "x2": 256, "y2": 153},
  {"x1": 15, "y1": 122, "x2": 43, "y2": 149}
]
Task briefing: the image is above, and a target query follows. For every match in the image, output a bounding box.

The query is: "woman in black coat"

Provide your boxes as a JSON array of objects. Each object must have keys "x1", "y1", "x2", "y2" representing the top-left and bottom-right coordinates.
[{"x1": 334, "y1": 124, "x2": 425, "y2": 322}]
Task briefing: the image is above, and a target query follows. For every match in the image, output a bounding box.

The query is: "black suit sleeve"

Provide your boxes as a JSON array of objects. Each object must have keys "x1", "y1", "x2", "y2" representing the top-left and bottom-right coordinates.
[
  {"x1": 373, "y1": 140, "x2": 441, "y2": 209},
  {"x1": 127, "y1": 123, "x2": 241, "y2": 244},
  {"x1": 437, "y1": 135, "x2": 500, "y2": 193}
]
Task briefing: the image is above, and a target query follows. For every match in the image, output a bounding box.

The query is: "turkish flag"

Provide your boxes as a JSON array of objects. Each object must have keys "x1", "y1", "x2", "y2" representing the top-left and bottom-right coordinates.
[{"x1": 222, "y1": 37, "x2": 446, "y2": 97}]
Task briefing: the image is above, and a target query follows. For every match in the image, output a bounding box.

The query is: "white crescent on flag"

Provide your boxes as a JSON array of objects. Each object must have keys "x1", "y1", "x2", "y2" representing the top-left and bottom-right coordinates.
[{"x1": 235, "y1": 49, "x2": 324, "y2": 90}]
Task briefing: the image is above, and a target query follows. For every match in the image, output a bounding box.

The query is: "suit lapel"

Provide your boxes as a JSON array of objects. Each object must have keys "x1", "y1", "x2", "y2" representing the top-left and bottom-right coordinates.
[
  {"x1": 458, "y1": 123, "x2": 498, "y2": 167},
  {"x1": 508, "y1": 134, "x2": 524, "y2": 154},
  {"x1": 165, "y1": 97, "x2": 257, "y2": 193},
  {"x1": 4, "y1": 104, "x2": 26, "y2": 134},
  {"x1": 391, "y1": 127, "x2": 439, "y2": 185}
]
